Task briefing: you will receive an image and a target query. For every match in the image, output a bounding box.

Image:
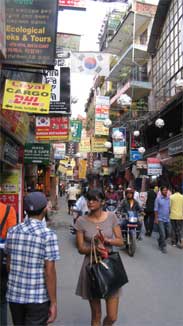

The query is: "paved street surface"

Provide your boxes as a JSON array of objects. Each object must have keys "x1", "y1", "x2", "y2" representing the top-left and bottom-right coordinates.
[
  {"x1": 49, "y1": 197, "x2": 183, "y2": 326},
  {"x1": 7, "y1": 196, "x2": 183, "y2": 326}
]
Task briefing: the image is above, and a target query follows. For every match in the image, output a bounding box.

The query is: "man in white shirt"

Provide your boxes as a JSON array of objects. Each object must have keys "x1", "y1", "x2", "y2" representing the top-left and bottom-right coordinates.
[{"x1": 67, "y1": 182, "x2": 78, "y2": 214}]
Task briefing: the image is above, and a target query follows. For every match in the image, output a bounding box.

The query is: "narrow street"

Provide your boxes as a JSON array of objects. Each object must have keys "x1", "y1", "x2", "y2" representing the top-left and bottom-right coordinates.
[{"x1": 49, "y1": 196, "x2": 183, "y2": 326}]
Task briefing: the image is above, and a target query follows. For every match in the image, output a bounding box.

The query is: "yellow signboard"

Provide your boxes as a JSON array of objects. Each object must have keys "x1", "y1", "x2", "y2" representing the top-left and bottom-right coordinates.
[
  {"x1": 79, "y1": 160, "x2": 87, "y2": 179},
  {"x1": 2, "y1": 80, "x2": 51, "y2": 114},
  {"x1": 79, "y1": 137, "x2": 91, "y2": 153},
  {"x1": 91, "y1": 137, "x2": 108, "y2": 153}
]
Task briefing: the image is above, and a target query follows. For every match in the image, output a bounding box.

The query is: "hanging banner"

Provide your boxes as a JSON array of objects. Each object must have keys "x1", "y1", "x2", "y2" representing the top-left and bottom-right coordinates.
[
  {"x1": 78, "y1": 159, "x2": 87, "y2": 179},
  {"x1": 147, "y1": 158, "x2": 162, "y2": 176},
  {"x1": 69, "y1": 120, "x2": 82, "y2": 142},
  {"x1": 24, "y1": 143, "x2": 50, "y2": 165},
  {"x1": 95, "y1": 96, "x2": 110, "y2": 136},
  {"x1": 79, "y1": 137, "x2": 91, "y2": 153},
  {"x1": 2, "y1": 80, "x2": 51, "y2": 114},
  {"x1": 58, "y1": 0, "x2": 86, "y2": 10},
  {"x1": 112, "y1": 127, "x2": 126, "y2": 155},
  {"x1": 91, "y1": 137, "x2": 108, "y2": 153},
  {"x1": 57, "y1": 33, "x2": 81, "y2": 52},
  {"x1": 4, "y1": 0, "x2": 58, "y2": 68},
  {"x1": 71, "y1": 52, "x2": 109, "y2": 76},
  {"x1": 36, "y1": 116, "x2": 69, "y2": 141}
]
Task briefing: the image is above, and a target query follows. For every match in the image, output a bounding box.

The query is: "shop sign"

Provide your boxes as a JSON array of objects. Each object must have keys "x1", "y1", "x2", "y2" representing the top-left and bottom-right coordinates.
[
  {"x1": 95, "y1": 96, "x2": 110, "y2": 136},
  {"x1": 46, "y1": 64, "x2": 71, "y2": 114},
  {"x1": 130, "y1": 150, "x2": 143, "y2": 161},
  {"x1": 0, "y1": 0, "x2": 6, "y2": 58},
  {"x1": 2, "y1": 80, "x2": 51, "y2": 114},
  {"x1": 112, "y1": 127, "x2": 126, "y2": 155},
  {"x1": 36, "y1": 116, "x2": 69, "y2": 141},
  {"x1": 54, "y1": 144, "x2": 66, "y2": 160},
  {"x1": 58, "y1": 0, "x2": 86, "y2": 10},
  {"x1": 147, "y1": 158, "x2": 162, "y2": 176},
  {"x1": 0, "y1": 168, "x2": 20, "y2": 194},
  {"x1": 69, "y1": 120, "x2": 82, "y2": 142},
  {"x1": 168, "y1": 139, "x2": 183, "y2": 156},
  {"x1": 1, "y1": 134, "x2": 19, "y2": 166},
  {"x1": 56, "y1": 33, "x2": 81, "y2": 52},
  {"x1": 4, "y1": 0, "x2": 58, "y2": 68},
  {"x1": 0, "y1": 110, "x2": 29, "y2": 144},
  {"x1": 79, "y1": 137, "x2": 91, "y2": 153},
  {"x1": 24, "y1": 143, "x2": 50, "y2": 165},
  {"x1": 91, "y1": 137, "x2": 108, "y2": 153},
  {"x1": 0, "y1": 194, "x2": 19, "y2": 214}
]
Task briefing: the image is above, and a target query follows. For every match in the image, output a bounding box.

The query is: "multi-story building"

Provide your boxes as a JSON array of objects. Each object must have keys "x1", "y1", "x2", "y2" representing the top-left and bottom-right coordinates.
[
  {"x1": 101, "y1": 0, "x2": 157, "y2": 124},
  {"x1": 143, "y1": 0, "x2": 183, "y2": 188}
]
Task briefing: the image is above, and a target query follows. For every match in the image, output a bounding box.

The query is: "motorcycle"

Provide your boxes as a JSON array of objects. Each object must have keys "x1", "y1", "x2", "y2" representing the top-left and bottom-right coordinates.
[
  {"x1": 104, "y1": 199, "x2": 118, "y2": 212},
  {"x1": 119, "y1": 210, "x2": 142, "y2": 257}
]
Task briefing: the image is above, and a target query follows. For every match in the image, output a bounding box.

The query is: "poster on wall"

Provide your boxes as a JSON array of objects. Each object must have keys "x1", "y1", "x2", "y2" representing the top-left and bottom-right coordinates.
[
  {"x1": 4, "y1": 0, "x2": 58, "y2": 68},
  {"x1": 2, "y1": 80, "x2": 51, "y2": 114}
]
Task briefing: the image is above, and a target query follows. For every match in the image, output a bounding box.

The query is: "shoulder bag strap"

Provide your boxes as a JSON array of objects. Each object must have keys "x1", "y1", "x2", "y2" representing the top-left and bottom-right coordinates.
[{"x1": 0, "y1": 205, "x2": 11, "y2": 236}]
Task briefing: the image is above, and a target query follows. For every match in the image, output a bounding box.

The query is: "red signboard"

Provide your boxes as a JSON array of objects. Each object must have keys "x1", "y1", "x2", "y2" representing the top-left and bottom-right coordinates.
[
  {"x1": 0, "y1": 193, "x2": 19, "y2": 215},
  {"x1": 36, "y1": 116, "x2": 69, "y2": 140},
  {"x1": 58, "y1": 0, "x2": 86, "y2": 9}
]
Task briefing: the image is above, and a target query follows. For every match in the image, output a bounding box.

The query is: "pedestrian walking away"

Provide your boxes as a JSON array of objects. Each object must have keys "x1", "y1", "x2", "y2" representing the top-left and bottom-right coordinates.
[
  {"x1": 154, "y1": 186, "x2": 171, "y2": 254},
  {"x1": 75, "y1": 189, "x2": 124, "y2": 326},
  {"x1": 66, "y1": 181, "x2": 79, "y2": 214},
  {"x1": 144, "y1": 184, "x2": 157, "y2": 236},
  {"x1": 4, "y1": 192, "x2": 60, "y2": 326},
  {"x1": 0, "y1": 202, "x2": 17, "y2": 326},
  {"x1": 170, "y1": 185, "x2": 183, "y2": 248}
]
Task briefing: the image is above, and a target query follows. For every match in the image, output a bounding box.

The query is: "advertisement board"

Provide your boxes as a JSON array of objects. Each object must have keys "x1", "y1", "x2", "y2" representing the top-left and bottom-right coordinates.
[
  {"x1": 69, "y1": 120, "x2": 82, "y2": 142},
  {"x1": 1, "y1": 110, "x2": 29, "y2": 144},
  {"x1": 147, "y1": 158, "x2": 162, "y2": 176},
  {"x1": 130, "y1": 149, "x2": 143, "y2": 161},
  {"x1": 91, "y1": 137, "x2": 108, "y2": 153},
  {"x1": 58, "y1": 0, "x2": 86, "y2": 10},
  {"x1": 2, "y1": 80, "x2": 51, "y2": 114},
  {"x1": 0, "y1": 133, "x2": 19, "y2": 166},
  {"x1": 79, "y1": 137, "x2": 91, "y2": 153},
  {"x1": 36, "y1": 116, "x2": 69, "y2": 141},
  {"x1": 24, "y1": 143, "x2": 50, "y2": 165},
  {"x1": 56, "y1": 33, "x2": 81, "y2": 51},
  {"x1": 78, "y1": 160, "x2": 87, "y2": 179},
  {"x1": 4, "y1": 0, "x2": 58, "y2": 68},
  {"x1": 112, "y1": 127, "x2": 126, "y2": 155},
  {"x1": 54, "y1": 144, "x2": 66, "y2": 160}
]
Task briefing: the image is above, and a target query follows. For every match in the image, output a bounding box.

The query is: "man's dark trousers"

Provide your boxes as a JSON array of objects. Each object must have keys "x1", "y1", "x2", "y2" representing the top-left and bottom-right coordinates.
[{"x1": 9, "y1": 301, "x2": 50, "y2": 326}]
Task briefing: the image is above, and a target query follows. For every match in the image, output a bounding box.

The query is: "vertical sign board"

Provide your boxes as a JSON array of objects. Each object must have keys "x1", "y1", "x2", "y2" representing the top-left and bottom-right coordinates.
[
  {"x1": 4, "y1": 0, "x2": 58, "y2": 68},
  {"x1": 112, "y1": 127, "x2": 127, "y2": 155}
]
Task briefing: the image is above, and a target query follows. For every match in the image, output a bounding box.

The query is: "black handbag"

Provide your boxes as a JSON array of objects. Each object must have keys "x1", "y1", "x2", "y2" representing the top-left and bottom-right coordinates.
[{"x1": 86, "y1": 239, "x2": 128, "y2": 299}]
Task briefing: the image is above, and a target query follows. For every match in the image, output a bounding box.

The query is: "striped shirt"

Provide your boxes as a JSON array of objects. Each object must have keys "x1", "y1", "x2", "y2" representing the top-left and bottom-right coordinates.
[{"x1": 5, "y1": 218, "x2": 60, "y2": 304}]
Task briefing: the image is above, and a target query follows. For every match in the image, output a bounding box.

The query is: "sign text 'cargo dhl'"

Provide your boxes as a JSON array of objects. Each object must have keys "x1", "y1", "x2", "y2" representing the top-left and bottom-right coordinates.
[{"x1": 2, "y1": 80, "x2": 51, "y2": 114}]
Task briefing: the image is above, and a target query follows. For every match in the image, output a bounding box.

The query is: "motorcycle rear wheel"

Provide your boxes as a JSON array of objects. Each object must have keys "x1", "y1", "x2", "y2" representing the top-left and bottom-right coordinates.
[{"x1": 128, "y1": 232, "x2": 136, "y2": 257}]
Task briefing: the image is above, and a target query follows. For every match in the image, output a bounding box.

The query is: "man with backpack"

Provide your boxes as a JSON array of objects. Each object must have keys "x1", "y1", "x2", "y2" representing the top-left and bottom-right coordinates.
[{"x1": 0, "y1": 202, "x2": 17, "y2": 326}]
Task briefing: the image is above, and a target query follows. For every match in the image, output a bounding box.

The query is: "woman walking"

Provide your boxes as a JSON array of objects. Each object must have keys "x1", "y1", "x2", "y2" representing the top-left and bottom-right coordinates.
[{"x1": 75, "y1": 189, "x2": 124, "y2": 326}]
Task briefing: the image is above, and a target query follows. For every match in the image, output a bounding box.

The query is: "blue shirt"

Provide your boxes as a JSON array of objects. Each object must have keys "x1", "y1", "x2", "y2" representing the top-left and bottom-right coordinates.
[
  {"x1": 154, "y1": 195, "x2": 170, "y2": 222},
  {"x1": 5, "y1": 218, "x2": 60, "y2": 304}
]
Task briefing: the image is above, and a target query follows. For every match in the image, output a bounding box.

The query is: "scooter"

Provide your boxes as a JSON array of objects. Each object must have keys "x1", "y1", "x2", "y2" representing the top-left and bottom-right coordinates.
[
  {"x1": 104, "y1": 199, "x2": 118, "y2": 212},
  {"x1": 119, "y1": 211, "x2": 142, "y2": 257}
]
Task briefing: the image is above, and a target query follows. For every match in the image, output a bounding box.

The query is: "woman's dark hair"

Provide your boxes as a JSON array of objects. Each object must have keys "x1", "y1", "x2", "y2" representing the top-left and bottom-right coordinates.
[{"x1": 86, "y1": 189, "x2": 105, "y2": 201}]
